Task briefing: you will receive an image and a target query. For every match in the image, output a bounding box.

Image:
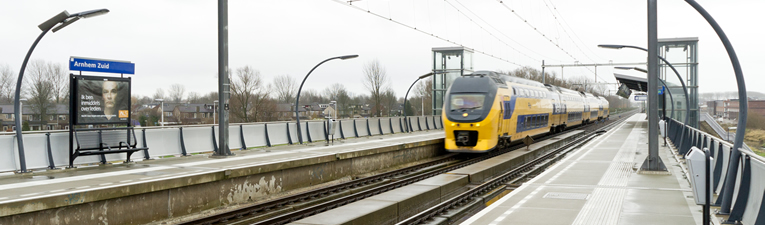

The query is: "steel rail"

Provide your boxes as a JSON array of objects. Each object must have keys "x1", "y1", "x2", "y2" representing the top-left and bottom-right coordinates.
[
  {"x1": 396, "y1": 112, "x2": 633, "y2": 225},
  {"x1": 183, "y1": 110, "x2": 635, "y2": 225}
]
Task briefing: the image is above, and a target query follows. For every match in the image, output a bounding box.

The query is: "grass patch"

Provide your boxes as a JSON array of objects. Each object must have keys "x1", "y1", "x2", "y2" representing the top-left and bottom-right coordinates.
[{"x1": 745, "y1": 129, "x2": 765, "y2": 155}]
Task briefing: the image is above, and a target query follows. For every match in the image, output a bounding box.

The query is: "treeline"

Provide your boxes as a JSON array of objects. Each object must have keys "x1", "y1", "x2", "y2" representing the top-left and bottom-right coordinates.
[{"x1": 132, "y1": 60, "x2": 435, "y2": 123}]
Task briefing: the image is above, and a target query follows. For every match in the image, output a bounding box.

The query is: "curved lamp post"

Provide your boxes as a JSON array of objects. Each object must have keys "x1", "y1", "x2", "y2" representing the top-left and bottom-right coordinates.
[
  {"x1": 403, "y1": 72, "x2": 437, "y2": 133},
  {"x1": 684, "y1": 0, "x2": 747, "y2": 218},
  {"x1": 598, "y1": 44, "x2": 692, "y2": 154},
  {"x1": 295, "y1": 55, "x2": 358, "y2": 144},
  {"x1": 14, "y1": 9, "x2": 109, "y2": 173}
]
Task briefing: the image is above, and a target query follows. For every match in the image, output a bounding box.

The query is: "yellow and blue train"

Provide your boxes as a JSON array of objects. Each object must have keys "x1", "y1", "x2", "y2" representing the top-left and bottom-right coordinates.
[{"x1": 443, "y1": 71, "x2": 609, "y2": 153}]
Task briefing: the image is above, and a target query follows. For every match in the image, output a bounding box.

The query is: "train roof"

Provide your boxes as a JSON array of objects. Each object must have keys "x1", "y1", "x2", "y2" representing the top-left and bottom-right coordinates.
[
  {"x1": 469, "y1": 71, "x2": 546, "y2": 88},
  {"x1": 556, "y1": 86, "x2": 582, "y2": 96}
]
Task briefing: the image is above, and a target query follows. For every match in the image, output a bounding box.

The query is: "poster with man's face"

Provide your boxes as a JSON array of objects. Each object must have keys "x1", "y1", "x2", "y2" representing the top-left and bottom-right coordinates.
[{"x1": 75, "y1": 77, "x2": 130, "y2": 124}]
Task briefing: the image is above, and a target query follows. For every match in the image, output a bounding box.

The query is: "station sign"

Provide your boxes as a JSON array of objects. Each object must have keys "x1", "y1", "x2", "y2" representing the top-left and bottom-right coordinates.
[
  {"x1": 659, "y1": 86, "x2": 665, "y2": 95},
  {"x1": 634, "y1": 95, "x2": 648, "y2": 101},
  {"x1": 69, "y1": 57, "x2": 135, "y2": 74}
]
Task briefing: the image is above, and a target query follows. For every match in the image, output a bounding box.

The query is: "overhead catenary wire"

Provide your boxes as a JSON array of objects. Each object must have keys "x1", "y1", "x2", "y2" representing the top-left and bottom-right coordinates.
[
  {"x1": 494, "y1": 0, "x2": 579, "y2": 63},
  {"x1": 492, "y1": 0, "x2": 611, "y2": 83},
  {"x1": 540, "y1": 0, "x2": 601, "y2": 64},
  {"x1": 448, "y1": 0, "x2": 559, "y2": 62},
  {"x1": 334, "y1": 0, "x2": 523, "y2": 66},
  {"x1": 544, "y1": 0, "x2": 608, "y2": 62}
]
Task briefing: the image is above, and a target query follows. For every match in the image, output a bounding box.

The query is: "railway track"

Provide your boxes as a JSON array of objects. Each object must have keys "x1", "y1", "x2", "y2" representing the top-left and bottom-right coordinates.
[
  {"x1": 181, "y1": 110, "x2": 636, "y2": 225},
  {"x1": 396, "y1": 111, "x2": 635, "y2": 225}
]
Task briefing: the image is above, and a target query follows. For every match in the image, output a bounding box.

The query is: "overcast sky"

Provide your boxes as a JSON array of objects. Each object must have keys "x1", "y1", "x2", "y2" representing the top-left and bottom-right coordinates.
[{"x1": 0, "y1": 0, "x2": 762, "y2": 100}]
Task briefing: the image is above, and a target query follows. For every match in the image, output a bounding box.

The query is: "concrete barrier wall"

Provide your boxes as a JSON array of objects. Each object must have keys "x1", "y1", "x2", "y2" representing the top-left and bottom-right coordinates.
[
  {"x1": 355, "y1": 119, "x2": 369, "y2": 137},
  {"x1": 340, "y1": 119, "x2": 356, "y2": 138},
  {"x1": 369, "y1": 119, "x2": 381, "y2": 135},
  {"x1": 0, "y1": 116, "x2": 444, "y2": 173}
]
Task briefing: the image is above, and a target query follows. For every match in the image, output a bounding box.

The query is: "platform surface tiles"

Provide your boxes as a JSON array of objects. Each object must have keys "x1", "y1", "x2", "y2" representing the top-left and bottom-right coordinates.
[{"x1": 462, "y1": 114, "x2": 702, "y2": 225}]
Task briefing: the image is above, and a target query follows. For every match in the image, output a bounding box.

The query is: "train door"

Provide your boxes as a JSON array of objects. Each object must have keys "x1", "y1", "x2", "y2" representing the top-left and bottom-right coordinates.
[
  {"x1": 501, "y1": 95, "x2": 511, "y2": 136},
  {"x1": 498, "y1": 100, "x2": 504, "y2": 135}
]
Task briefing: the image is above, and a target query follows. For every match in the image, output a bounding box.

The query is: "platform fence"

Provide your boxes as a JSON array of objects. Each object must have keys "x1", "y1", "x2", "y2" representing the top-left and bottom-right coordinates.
[
  {"x1": 0, "y1": 116, "x2": 443, "y2": 173},
  {"x1": 666, "y1": 118, "x2": 765, "y2": 224}
]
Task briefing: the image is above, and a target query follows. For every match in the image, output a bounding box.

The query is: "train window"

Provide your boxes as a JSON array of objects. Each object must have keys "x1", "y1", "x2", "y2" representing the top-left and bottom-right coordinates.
[
  {"x1": 525, "y1": 117, "x2": 531, "y2": 129},
  {"x1": 512, "y1": 88, "x2": 516, "y2": 95}
]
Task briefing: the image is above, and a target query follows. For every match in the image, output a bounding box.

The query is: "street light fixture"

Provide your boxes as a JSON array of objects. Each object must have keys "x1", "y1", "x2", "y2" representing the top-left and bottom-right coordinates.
[
  {"x1": 155, "y1": 99, "x2": 164, "y2": 126},
  {"x1": 403, "y1": 72, "x2": 442, "y2": 132},
  {"x1": 13, "y1": 9, "x2": 109, "y2": 173},
  {"x1": 295, "y1": 55, "x2": 359, "y2": 144}
]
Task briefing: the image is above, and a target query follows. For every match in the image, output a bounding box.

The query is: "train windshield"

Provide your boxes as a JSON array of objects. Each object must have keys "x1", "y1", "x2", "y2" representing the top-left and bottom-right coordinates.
[{"x1": 451, "y1": 94, "x2": 485, "y2": 110}]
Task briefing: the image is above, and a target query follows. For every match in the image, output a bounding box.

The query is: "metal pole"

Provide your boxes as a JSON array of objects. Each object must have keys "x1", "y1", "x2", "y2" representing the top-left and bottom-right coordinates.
[
  {"x1": 296, "y1": 55, "x2": 357, "y2": 144},
  {"x1": 542, "y1": 60, "x2": 545, "y2": 84},
  {"x1": 404, "y1": 78, "x2": 421, "y2": 133},
  {"x1": 160, "y1": 101, "x2": 164, "y2": 126},
  {"x1": 593, "y1": 65, "x2": 597, "y2": 92},
  {"x1": 13, "y1": 29, "x2": 49, "y2": 173},
  {"x1": 704, "y1": 147, "x2": 711, "y2": 225},
  {"x1": 684, "y1": 0, "x2": 747, "y2": 215},
  {"x1": 216, "y1": 0, "x2": 232, "y2": 156},
  {"x1": 640, "y1": 0, "x2": 666, "y2": 171}
]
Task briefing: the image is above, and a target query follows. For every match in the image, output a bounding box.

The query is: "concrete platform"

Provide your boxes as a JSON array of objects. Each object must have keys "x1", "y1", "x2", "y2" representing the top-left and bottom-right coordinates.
[
  {"x1": 0, "y1": 131, "x2": 445, "y2": 224},
  {"x1": 448, "y1": 131, "x2": 584, "y2": 184},
  {"x1": 292, "y1": 129, "x2": 585, "y2": 225},
  {"x1": 461, "y1": 114, "x2": 703, "y2": 225}
]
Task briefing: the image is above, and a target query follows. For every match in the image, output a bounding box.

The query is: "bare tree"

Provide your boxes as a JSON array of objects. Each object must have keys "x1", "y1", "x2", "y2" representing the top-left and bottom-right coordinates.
[
  {"x1": 251, "y1": 85, "x2": 277, "y2": 122},
  {"x1": 362, "y1": 59, "x2": 388, "y2": 117},
  {"x1": 272, "y1": 74, "x2": 297, "y2": 103},
  {"x1": 229, "y1": 66, "x2": 263, "y2": 122},
  {"x1": 186, "y1": 92, "x2": 202, "y2": 103},
  {"x1": 324, "y1": 83, "x2": 350, "y2": 117},
  {"x1": 25, "y1": 60, "x2": 56, "y2": 129},
  {"x1": 414, "y1": 77, "x2": 433, "y2": 115},
  {"x1": 47, "y1": 63, "x2": 67, "y2": 104},
  {"x1": 382, "y1": 88, "x2": 397, "y2": 116},
  {"x1": 0, "y1": 64, "x2": 15, "y2": 102},
  {"x1": 168, "y1": 84, "x2": 186, "y2": 103},
  {"x1": 152, "y1": 88, "x2": 165, "y2": 101},
  {"x1": 300, "y1": 89, "x2": 324, "y2": 104}
]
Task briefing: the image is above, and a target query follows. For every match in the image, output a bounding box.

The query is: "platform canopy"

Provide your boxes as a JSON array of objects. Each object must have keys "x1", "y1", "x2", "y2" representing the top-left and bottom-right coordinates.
[{"x1": 614, "y1": 73, "x2": 648, "y2": 92}]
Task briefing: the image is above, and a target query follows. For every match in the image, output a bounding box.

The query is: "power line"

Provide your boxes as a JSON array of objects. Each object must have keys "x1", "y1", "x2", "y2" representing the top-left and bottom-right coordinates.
[
  {"x1": 332, "y1": 0, "x2": 523, "y2": 66},
  {"x1": 494, "y1": 0, "x2": 580, "y2": 63},
  {"x1": 443, "y1": 0, "x2": 538, "y2": 62},
  {"x1": 540, "y1": 0, "x2": 598, "y2": 64},
  {"x1": 449, "y1": 0, "x2": 561, "y2": 62},
  {"x1": 544, "y1": 0, "x2": 607, "y2": 62}
]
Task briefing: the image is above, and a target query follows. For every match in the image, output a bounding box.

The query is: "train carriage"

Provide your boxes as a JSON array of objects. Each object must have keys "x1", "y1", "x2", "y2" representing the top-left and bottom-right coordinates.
[{"x1": 444, "y1": 71, "x2": 589, "y2": 153}]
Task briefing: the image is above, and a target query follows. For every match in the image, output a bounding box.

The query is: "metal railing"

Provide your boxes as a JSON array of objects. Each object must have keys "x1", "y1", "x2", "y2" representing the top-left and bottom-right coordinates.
[
  {"x1": 666, "y1": 118, "x2": 763, "y2": 224},
  {"x1": 0, "y1": 116, "x2": 443, "y2": 173}
]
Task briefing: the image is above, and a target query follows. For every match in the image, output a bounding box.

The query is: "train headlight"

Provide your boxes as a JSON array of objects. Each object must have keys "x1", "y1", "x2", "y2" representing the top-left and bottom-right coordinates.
[
  {"x1": 451, "y1": 123, "x2": 456, "y2": 127},
  {"x1": 462, "y1": 113, "x2": 468, "y2": 117},
  {"x1": 476, "y1": 123, "x2": 481, "y2": 127}
]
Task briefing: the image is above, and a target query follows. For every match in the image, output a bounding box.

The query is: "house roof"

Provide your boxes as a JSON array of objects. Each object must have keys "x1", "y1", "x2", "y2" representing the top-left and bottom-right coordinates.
[
  {"x1": 175, "y1": 103, "x2": 214, "y2": 113},
  {"x1": 277, "y1": 103, "x2": 305, "y2": 112}
]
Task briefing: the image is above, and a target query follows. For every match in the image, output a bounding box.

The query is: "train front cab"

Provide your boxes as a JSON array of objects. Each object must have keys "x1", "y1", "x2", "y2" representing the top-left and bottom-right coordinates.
[{"x1": 443, "y1": 75, "x2": 503, "y2": 153}]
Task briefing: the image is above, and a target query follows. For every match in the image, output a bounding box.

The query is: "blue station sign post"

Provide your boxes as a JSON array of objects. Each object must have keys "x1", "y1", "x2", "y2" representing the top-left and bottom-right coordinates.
[{"x1": 69, "y1": 56, "x2": 135, "y2": 74}]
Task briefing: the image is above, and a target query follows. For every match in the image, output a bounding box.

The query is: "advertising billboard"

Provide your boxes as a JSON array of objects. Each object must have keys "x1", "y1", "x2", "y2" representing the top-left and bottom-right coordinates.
[{"x1": 73, "y1": 75, "x2": 131, "y2": 125}]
